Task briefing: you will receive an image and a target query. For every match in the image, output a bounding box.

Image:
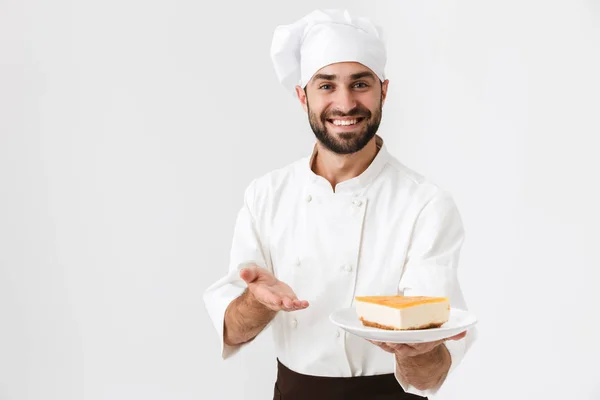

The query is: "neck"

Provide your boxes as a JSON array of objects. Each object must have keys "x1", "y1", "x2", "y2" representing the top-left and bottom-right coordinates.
[{"x1": 312, "y1": 136, "x2": 379, "y2": 191}]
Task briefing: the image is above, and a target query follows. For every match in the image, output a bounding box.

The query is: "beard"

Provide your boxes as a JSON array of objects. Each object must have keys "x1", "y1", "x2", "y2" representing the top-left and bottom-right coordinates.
[{"x1": 307, "y1": 95, "x2": 383, "y2": 155}]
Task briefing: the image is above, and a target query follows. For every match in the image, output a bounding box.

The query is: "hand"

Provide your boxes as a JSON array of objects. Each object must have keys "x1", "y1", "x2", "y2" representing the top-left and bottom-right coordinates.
[
  {"x1": 240, "y1": 266, "x2": 309, "y2": 312},
  {"x1": 369, "y1": 331, "x2": 467, "y2": 358}
]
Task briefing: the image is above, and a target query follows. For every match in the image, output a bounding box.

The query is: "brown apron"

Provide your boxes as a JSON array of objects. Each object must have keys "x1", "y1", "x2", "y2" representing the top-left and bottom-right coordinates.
[{"x1": 273, "y1": 359, "x2": 428, "y2": 400}]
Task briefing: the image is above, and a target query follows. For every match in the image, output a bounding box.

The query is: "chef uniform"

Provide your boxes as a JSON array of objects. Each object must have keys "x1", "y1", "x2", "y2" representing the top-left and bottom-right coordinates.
[{"x1": 203, "y1": 9, "x2": 476, "y2": 400}]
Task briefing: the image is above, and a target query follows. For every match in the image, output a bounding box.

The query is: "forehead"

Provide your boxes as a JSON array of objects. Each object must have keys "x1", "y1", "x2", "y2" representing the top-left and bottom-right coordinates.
[{"x1": 310, "y1": 62, "x2": 375, "y2": 81}]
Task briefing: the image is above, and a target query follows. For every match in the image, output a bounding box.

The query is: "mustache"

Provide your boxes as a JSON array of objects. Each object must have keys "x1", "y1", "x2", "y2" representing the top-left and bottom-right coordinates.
[{"x1": 322, "y1": 106, "x2": 371, "y2": 120}]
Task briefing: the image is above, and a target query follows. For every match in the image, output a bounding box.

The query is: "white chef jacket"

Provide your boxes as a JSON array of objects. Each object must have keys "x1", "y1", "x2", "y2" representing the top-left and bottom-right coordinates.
[{"x1": 203, "y1": 135, "x2": 475, "y2": 398}]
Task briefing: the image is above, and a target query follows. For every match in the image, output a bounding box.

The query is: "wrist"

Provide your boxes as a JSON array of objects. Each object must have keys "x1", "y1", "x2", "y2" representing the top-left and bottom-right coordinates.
[{"x1": 394, "y1": 344, "x2": 451, "y2": 391}]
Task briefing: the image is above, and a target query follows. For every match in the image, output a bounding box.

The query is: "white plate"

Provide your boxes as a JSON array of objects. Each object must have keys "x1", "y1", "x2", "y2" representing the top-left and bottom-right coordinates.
[{"x1": 329, "y1": 307, "x2": 477, "y2": 344}]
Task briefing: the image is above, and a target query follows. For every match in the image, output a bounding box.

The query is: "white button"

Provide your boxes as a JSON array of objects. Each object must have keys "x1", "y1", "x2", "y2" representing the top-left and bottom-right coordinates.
[
  {"x1": 294, "y1": 257, "x2": 301, "y2": 267},
  {"x1": 305, "y1": 194, "x2": 312, "y2": 202},
  {"x1": 353, "y1": 199, "x2": 363, "y2": 207},
  {"x1": 341, "y1": 264, "x2": 353, "y2": 272},
  {"x1": 291, "y1": 318, "x2": 298, "y2": 328},
  {"x1": 336, "y1": 330, "x2": 341, "y2": 338}
]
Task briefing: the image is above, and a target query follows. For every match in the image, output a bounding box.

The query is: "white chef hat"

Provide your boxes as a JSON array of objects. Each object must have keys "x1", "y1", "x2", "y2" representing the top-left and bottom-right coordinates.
[{"x1": 270, "y1": 9, "x2": 387, "y2": 94}]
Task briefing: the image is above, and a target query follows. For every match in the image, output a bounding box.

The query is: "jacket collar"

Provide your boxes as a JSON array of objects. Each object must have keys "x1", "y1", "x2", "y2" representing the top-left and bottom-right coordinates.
[{"x1": 306, "y1": 135, "x2": 389, "y2": 195}]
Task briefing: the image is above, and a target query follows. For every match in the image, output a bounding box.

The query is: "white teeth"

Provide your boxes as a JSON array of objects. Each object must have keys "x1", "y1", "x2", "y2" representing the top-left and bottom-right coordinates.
[{"x1": 332, "y1": 119, "x2": 358, "y2": 126}]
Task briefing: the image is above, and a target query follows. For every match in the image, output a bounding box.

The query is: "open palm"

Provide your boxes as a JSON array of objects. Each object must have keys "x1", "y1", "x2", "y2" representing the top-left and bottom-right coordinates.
[{"x1": 240, "y1": 266, "x2": 309, "y2": 312}]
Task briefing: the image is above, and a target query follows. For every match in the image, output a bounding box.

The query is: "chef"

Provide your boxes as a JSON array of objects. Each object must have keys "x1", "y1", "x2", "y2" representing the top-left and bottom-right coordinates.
[{"x1": 204, "y1": 9, "x2": 476, "y2": 400}]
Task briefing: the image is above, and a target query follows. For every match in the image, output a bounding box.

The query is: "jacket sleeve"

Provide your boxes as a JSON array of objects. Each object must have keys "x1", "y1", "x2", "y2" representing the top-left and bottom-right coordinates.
[
  {"x1": 203, "y1": 180, "x2": 272, "y2": 359},
  {"x1": 394, "y1": 190, "x2": 477, "y2": 398}
]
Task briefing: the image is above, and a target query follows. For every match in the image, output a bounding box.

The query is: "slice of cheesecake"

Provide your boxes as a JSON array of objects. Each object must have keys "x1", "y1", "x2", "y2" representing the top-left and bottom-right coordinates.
[{"x1": 355, "y1": 296, "x2": 450, "y2": 330}]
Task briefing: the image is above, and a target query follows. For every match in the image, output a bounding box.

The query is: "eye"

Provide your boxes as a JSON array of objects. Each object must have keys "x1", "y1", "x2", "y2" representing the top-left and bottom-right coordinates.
[
  {"x1": 353, "y1": 82, "x2": 369, "y2": 89},
  {"x1": 319, "y1": 84, "x2": 333, "y2": 90}
]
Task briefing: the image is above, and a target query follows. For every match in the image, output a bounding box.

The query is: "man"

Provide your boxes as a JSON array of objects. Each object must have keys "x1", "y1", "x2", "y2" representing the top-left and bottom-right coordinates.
[{"x1": 204, "y1": 9, "x2": 475, "y2": 400}]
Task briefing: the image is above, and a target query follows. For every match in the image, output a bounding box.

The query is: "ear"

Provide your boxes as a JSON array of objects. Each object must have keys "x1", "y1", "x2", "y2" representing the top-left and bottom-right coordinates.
[
  {"x1": 381, "y1": 79, "x2": 390, "y2": 106},
  {"x1": 295, "y1": 85, "x2": 308, "y2": 113}
]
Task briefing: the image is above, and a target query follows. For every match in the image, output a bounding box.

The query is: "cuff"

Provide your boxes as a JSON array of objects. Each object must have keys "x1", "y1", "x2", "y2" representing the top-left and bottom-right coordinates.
[{"x1": 203, "y1": 273, "x2": 246, "y2": 359}]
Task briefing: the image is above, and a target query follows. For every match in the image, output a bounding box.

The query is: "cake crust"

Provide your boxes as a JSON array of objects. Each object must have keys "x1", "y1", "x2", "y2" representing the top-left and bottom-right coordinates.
[{"x1": 359, "y1": 317, "x2": 444, "y2": 331}]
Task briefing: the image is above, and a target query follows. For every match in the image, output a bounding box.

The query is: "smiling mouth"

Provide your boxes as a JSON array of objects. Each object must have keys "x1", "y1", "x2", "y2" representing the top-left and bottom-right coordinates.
[{"x1": 326, "y1": 117, "x2": 365, "y2": 127}]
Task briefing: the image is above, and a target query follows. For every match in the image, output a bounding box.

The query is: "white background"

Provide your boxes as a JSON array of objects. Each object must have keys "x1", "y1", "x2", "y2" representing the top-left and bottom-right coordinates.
[{"x1": 1, "y1": 1, "x2": 599, "y2": 399}]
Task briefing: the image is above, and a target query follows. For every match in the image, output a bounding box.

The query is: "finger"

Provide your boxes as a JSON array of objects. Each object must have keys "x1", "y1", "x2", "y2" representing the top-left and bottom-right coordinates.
[
  {"x1": 368, "y1": 340, "x2": 386, "y2": 350},
  {"x1": 412, "y1": 339, "x2": 441, "y2": 350},
  {"x1": 281, "y1": 296, "x2": 295, "y2": 311},
  {"x1": 283, "y1": 293, "x2": 298, "y2": 310},
  {"x1": 382, "y1": 343, "x2": 400, "y2": 353},
  {"x1": 292, "y1": 299, "x2": 309, "y2": 309},
  {"x1": 386, "y1": 343, "x2": 407, "y2": 352},
  {"x1": 239, "y1": 267, "x2": 258, "y2": 284},
  {"x1": 395, "y1": 345, "x2": 421, "y2": 357},
  {"x1": 368, "y1": 340, "x2": 396, "y2": 353},
  {"x1": 269, "y1": 296, "x2": 283, "y2": 310},
  {"x1": 391, "y1": 335, "x2": 463, "y2": 358},
  {"x1": 289, "y1": 299, "x2": 300, "y2": 310},
  {"x1": 447, "y1": 331, "x2": 467, "y2": 341},
  {"x1": 386, "y1": 343, "x2": 415, "y2": 356},
  {"x1": 405, "y1": 343, "x2": 435, "y2": 356},
  {"x1": 402, "y1": 338, "x2": 454, "y2": 356}
]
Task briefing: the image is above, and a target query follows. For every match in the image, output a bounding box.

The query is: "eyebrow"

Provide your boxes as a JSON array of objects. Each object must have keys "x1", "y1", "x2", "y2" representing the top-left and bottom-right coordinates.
[
  {"x1": 312, "y1": 71, "x2": 377, "y2": 83},
  {"x1": 313, "y1": 73, "x2": 337, "y2": 81},
  {"x1": 349, "y1": 71, "x2": 376, "y2": 81}
]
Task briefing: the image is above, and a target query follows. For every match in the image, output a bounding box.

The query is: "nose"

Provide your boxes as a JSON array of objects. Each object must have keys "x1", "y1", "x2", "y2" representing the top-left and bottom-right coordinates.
[{"x1": 332, "y1": 87, "x2": 358, "y2": 115}]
